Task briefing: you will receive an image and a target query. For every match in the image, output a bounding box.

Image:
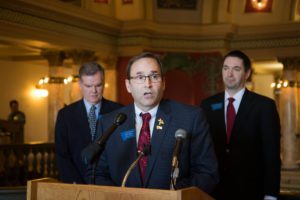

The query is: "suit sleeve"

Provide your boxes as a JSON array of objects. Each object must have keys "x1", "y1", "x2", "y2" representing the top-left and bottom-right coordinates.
[
  {"x1": 261, "y1": 100, "x2": 281, "y2": 197},
  {"x1": 176, "y1": 108, "x2": 219, "y2": 193},
  {"x1": 55, "y1": 110, "x2": 84, "y2": 183}
]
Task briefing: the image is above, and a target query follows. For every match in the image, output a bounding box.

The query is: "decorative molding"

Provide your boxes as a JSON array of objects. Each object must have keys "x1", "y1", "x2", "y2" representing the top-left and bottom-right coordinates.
[
  {"x1": 41, "y1": 50, "x2": 66, "y2": 67},
  {"x1": 65, "y1": 49, "x2": 96, "y2": 65},
  {"x1": 281, "y1": 170, "x2": 300, "y2": 192},
  {"x1": 0, "y1": 8, "x2": 116, "y2": 46},
  {"x1": 231, "y1": 37, "x2": 300, "y2": 49},
  {"x1": 278, "y1": 56, "x2": 300, "y2": 71},
  {"x1": 0, "y1": 2, "x2": 300, "y2": 55}
]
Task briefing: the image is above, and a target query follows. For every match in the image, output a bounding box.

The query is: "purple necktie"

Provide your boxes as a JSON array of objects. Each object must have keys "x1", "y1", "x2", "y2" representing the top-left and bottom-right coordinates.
[
  {"x1": 137, "y1": 112, "x2": 151, "y2": 184},
  {"x1": 226, "y1": 97, "x2": 236, "y2": 143}
]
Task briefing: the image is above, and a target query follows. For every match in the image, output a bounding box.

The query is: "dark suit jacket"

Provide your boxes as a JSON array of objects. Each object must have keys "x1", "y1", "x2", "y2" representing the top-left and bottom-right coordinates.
[
  {"x1": 87, "y1": 99, "x2": 219, "y2": 194},
  {"x1": 55, "y1": 98, "x2": 123, "y2": 184},
  {"x1": 201, "y1": 89, "x2": 281, "y2": 200}
]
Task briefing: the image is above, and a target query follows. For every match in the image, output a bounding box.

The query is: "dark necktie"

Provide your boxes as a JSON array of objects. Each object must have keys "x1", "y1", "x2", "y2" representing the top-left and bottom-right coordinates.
[
  {"x1": 88, "y1": 105, "x2": 97, "y2": 141},
  {"x1": 137, "y1": 112, "x2": 151, "y2": 184},
  {"x1": 226, "y1": 97, "x2": 236, "y2": 143}
]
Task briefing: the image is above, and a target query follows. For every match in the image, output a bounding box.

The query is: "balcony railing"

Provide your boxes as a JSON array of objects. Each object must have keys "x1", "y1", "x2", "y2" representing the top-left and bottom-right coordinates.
[{"x1": 0, "y1": 142, "x2": 57, "y2": 186}]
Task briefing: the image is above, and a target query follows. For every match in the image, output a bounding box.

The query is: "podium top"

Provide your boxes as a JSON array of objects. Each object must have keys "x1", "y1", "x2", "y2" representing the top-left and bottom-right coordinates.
[{"x1": 27, "y1": 178, "x2": 214, "y2": 200}]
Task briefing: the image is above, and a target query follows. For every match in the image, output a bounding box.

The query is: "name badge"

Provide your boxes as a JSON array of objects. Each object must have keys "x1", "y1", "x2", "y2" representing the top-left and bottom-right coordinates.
[
  {"x1": 120, "y1": 129, "x2": 136, "y2": 141},
  {"x1": 211, "y1": 103, "x2": 223, "y2": 111}
]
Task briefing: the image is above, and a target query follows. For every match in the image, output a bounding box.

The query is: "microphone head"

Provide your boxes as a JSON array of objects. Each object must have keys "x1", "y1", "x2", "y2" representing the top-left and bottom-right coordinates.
[
  {"x1": 143, "y1": 145, "x2": 151, "y2": 156},
  {"x1": 175, "y1": 129, "x2": 188, "y2": 139},
  {"x1": 114, "y1": 113, "x2": 127, "y2": 125}
]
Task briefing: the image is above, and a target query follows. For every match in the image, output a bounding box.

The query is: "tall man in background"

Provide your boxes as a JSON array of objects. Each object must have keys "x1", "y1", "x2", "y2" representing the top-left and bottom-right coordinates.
[
  {"x1": 86, "y1": 52, "x2": 218, "y2": 193},
  {"x1": 55, "y1": 62, "x2": 123, "y2": 184},
  {"x1": 201, "y1": 50, "x2": 281, "y2": 200}
]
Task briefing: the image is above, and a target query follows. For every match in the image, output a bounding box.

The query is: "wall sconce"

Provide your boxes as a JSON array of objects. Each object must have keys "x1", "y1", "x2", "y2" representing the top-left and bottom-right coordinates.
[
  {"x1": 34, "y1": 87, "x2": 49, "y2": 97},
  {"x1": 34, "y1": 75, "x2": 79, "y2": 97},
  {"x1": 38, "y1": 76, "x2": 78, "y2": 85},
  {"x1": 271, "y1": 80, "x2": 300, "y2": 94}
]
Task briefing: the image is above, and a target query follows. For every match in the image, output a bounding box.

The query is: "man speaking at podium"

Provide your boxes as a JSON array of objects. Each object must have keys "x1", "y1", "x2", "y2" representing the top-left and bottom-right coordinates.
[{"x1": 84, "y1": 52, "x2": 218, "y2": 193}]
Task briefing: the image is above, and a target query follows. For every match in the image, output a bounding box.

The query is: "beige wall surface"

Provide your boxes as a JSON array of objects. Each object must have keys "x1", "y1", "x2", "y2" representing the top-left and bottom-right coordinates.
[
  {"x1": 252, "y1": 74, "x2": 275, "y2": 99},
  {"x1": 0, "y1": 60, "x2": 48, "y2": 143}
]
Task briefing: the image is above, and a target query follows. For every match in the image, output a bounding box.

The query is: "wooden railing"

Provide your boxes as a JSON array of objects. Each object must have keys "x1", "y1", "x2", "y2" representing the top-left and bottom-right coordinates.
[{"x1": 0, "y1": 142, "x2": 57, "y2": 186}]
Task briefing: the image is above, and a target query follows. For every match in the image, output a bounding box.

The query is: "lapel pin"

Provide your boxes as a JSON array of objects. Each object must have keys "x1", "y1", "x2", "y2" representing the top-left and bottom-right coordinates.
[
  {"x1": 158, "y1": 118, "x2": 164, "y2": 126},
  {"x1": 156, "y1": 118, "x2": 164, "y2": 130}
]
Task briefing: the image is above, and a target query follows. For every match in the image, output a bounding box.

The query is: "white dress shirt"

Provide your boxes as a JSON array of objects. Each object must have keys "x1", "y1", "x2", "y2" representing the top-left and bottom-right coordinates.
[{"x1": 134, "y1": 104, "x2": 159, "y2": 143}]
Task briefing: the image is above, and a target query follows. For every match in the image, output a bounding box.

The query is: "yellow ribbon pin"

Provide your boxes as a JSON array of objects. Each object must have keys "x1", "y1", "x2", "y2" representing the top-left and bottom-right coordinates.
[{"x1": 156, "y1": 118, "x2": 164, "y2": 130}]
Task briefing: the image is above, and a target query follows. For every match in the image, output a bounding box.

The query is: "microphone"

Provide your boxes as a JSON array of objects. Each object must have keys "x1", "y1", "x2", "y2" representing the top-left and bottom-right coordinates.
[
  {"x1": 170, "y1": 129, "x2": 188, "y2": 190},
  {"x1": 121, "y1": 145, "x2": 151, "y2": 187},
  {"x1": 81, "y1": 113, "x2": 127, "y2": 165},
  {"x1": 172, "y1": 129, "x2": 188, "y2": 170}
]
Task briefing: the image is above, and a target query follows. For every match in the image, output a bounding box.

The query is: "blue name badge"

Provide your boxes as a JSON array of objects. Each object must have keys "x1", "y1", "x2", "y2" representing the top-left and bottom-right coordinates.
[
  {"x1": 120, "y1": 129, "x2": 136, "y2": 141},
  {"x1": 211, "y1": 103, "x2": 223, "y2": 111}
]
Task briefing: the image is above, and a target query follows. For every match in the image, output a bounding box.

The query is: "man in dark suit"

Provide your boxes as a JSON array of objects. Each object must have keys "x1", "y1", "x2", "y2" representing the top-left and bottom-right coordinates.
[
  {"x1": 85, "y1": 52, "x2": 219, "y2": 194},
  {"x1": 201, "y1": 50, "x2": 281, "y2": 200},
  {"x1": 55, "y1": 62, "x2": 123, "y2": 184}
]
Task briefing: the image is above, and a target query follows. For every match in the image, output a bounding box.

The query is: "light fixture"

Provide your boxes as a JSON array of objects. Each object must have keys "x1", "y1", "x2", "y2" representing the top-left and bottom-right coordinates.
[
  {"x1": 251, "y1": 0, "x2": 268, "y2": 10},
  {"x1": 34, "y1": 88, "x2": 49, "y2": 97},
  {"x1": 37, "y1": 76, "x2": 76, "y2": 85},
  {"x1": 271, "y1": 79, "x2": 300, "y2": 91},
  {"x1": 34, "y1": 75, "x2": 79, "y2": 97}
]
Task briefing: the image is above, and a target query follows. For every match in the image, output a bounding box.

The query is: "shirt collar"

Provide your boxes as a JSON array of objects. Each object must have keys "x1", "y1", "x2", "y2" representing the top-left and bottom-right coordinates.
[
  {"x1": 225, "y1": 88, "x2": 245, "y2": 102},
  {"x1": 134, "y1": 104, "x2": 159, "y2": 120},
  {"x1": 83, "y1": 98, "x2": 101, "y2": 114}
]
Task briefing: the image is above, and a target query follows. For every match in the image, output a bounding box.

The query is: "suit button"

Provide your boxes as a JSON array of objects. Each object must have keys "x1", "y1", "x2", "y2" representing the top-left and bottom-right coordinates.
[{"x1": 226, "y1": 148, "x2": 230, "y2": 153}]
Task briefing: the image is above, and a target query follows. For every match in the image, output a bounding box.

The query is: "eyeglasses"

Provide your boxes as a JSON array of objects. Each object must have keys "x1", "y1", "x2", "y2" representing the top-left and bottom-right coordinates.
[{"x1": 129, "y1": 74, "x2": 162, "y2": 84}]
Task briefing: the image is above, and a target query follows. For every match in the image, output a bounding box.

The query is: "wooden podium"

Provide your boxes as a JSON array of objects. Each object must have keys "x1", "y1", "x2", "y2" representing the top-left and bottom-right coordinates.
[{"x1": 27, "y1": 178, "x2": 214, "y2": 200}]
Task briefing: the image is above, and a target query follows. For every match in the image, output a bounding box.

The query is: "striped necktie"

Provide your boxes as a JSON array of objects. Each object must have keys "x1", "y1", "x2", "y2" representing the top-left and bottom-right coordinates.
[
  {"x1": 88, "y1": 105, "x2": 97, "y2": 141},
  {"x1": 137, "y1": 112, "x2": 151, "y2": 184}
]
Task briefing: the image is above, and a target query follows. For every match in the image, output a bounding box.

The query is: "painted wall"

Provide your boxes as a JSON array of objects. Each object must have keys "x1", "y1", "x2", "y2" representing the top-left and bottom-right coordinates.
[{"x1": 252, "y1": 74, "x2": 275, "y2": 99}]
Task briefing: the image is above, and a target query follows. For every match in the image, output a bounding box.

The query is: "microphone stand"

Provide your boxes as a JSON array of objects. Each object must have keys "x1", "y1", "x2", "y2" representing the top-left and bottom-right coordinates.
[
  {"x1": 91, "y1": 157, "x2": 100, "y2": 185},
  {"x1": 170, "y1": 166, "x2": 179, "y2": 190},
  {"x1": 169, "y1": 129, "x2": 187, "y2": 190},
  {"x1": 121, "y1": 145, "x2": 150, "y2": 187}
]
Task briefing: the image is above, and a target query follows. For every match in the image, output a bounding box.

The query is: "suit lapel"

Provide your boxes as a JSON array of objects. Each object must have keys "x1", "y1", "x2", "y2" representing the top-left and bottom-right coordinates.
[
  {"x1": 76, "y1": 100, "x2": 91, "y2": 144},
  {"x1": 211, "y1": 93, "x2": 227, "y2": 143},
  {"x1": 144, "y1": 101, "x2": 171, "y2": 186},
  {"x1": 230, "y1": 89, "x2": 254, "y2": 143}
]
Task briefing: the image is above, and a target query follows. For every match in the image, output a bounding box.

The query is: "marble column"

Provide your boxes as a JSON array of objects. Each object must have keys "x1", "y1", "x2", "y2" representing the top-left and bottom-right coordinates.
[
  {"x1": 278, "y1": 57, "x2": 300, "y2": 169},
  {"x1": 296, "y1": 58, "x2": 300, "y2": 167},
  {"x1": 41, "y1": 50, "x2": 68, "y2": 142},
  {"x1": 66, "y1": 49, "x2": 96, "y2": 103}
]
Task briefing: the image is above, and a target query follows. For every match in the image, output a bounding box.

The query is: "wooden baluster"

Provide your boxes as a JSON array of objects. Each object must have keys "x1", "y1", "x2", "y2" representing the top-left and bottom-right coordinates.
[
  {"x1": 0, "y1": 148, "x2": 6, "y2": 186},
  {"x1": 40, "y1": 148, "x2": 45, "y2": 177},
  {"x1": 45, "y1": 149, "x2": 51, "y2": 177},
  {"x1": 22, "y1": 147, "x2": 30, "y2": 184},
  {"x1": 32, "y1": 148, "x2": 38, "y2": 179},
  {"x1": 11, "y1": 146, "x2": 21, "y2": 186}
]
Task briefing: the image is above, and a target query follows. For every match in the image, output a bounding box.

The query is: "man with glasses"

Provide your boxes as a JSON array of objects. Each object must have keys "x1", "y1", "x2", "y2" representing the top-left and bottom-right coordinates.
[{"x1": 85, "y1": 52, "x2": 218, "y2": 193}]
